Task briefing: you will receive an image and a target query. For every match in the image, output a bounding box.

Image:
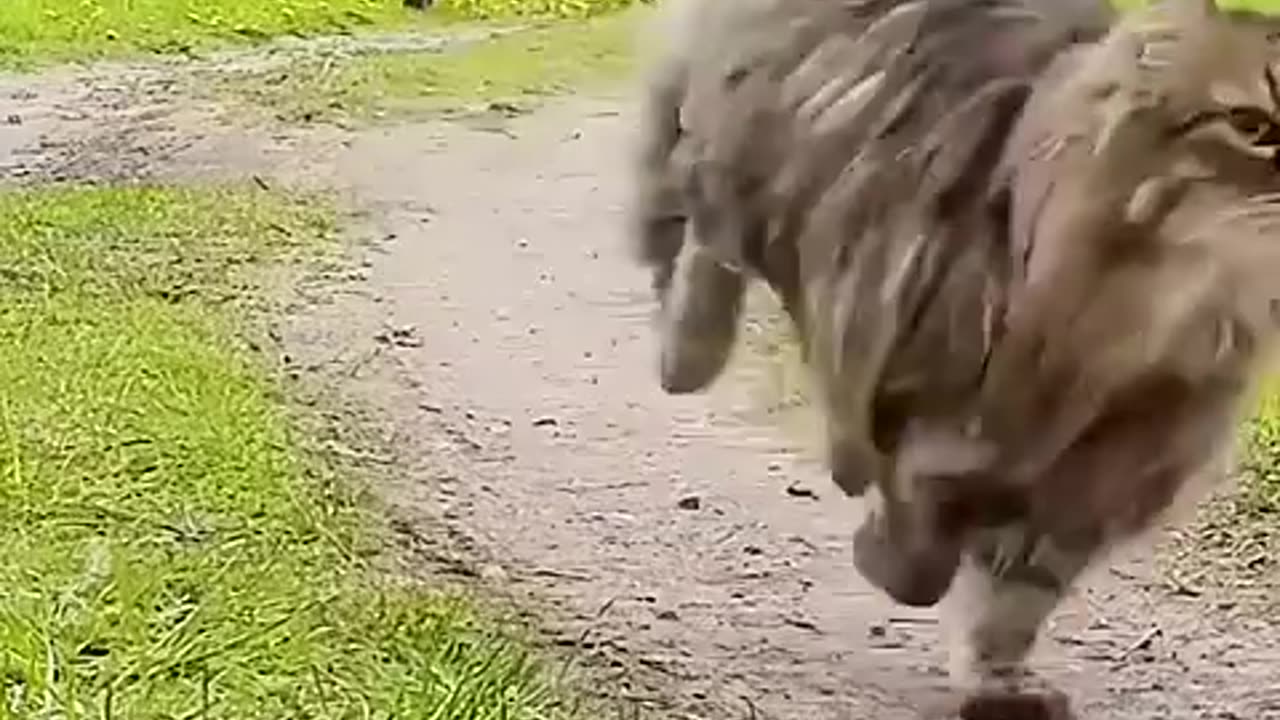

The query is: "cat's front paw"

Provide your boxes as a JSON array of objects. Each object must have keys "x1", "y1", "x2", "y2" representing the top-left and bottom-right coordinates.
[{"x1": 957, "y1": 686, "x2": 1075, "y2": 720}]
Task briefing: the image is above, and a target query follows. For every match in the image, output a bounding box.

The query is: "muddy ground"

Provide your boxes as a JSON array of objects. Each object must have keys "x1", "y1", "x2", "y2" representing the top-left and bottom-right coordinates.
[{"x1": 3, "y1": 30, "x2": 1279, "y2": 720}]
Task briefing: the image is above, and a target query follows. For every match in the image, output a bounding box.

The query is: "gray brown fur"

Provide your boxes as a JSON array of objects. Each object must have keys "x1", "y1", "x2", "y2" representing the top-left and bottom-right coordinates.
[{"x1": 628, "y1": 0, "x2": 1280, "y2": 714}]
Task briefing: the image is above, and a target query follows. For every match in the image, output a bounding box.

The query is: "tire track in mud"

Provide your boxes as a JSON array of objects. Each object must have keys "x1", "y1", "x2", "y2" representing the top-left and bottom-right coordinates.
[{"x1": 2, "y1": 43, "x2": 1278, "y2": 720}]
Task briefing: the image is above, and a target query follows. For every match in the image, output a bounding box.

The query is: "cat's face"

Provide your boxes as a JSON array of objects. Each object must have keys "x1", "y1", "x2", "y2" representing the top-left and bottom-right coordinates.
[
  {"x1": 1015, "y1": 0, "x2": 1280, "y2": 356},
  {"x1": 1106, "y1": 1, "x2": 1280, "y2": 335},
  {"x1": 1122, "y1": 0, "x2": 1280, "y2": 162}
]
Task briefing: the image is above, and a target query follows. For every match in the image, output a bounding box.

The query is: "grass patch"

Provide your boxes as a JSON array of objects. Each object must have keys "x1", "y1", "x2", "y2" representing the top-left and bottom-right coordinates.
[
  {"x1": 221, "y1": 9, "x2": 640, "y2": 125},
  {"x1": 1237, "y1": 380, "x2": 1280, "y2": 518},
  {"x1": 1158, "y1": 380, "x2": 1280, "y2": 609},
  {"x1": 436, "y1": 0, "x2": 640, "y2": 20},
  {"x1": 0, "y1": 0, "x2": 451, "y2": 69},
  {"x1": 0, "y1": 185, "x2": 584, "y2": 718}
]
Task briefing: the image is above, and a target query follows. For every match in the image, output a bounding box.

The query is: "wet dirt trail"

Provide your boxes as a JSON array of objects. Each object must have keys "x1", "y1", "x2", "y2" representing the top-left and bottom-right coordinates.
[{"x1": 2, "y1": 44, "x2": 1278, "y2": 720}]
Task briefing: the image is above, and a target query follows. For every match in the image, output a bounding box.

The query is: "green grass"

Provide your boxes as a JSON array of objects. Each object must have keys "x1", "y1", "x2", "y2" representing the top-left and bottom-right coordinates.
[
  {"x1": 0, "y1": 0, "x2": 645, "y2": 70},
  {"x1": 1222, "y1": 0, "x2": 1280, "y2": 8},
  {"x1": 0, "y1": 0, "x2": 449, "y2": 69},
  {"x1": 1157, "y1": 379, "x2": 1280, "y2": 606},
  {"x1": 221, "y1": 9, "x2": 641, "y2": 125},
  {"x1": 0, "y1": 185, "x2": 584, "y2": 719},
  {"x1": 1238, "y1": 381, "x2": 1280, "y2": 517},
  {"x1": 436, "y1": 0, "x2": 640, "y2": 20}
]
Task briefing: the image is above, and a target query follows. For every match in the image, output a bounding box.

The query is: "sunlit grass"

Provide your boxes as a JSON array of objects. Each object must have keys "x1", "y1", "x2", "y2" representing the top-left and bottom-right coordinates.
[
  {"x1": 220, "y1": 9, "x2": 641, "y2": 125},
  {"x1": 0, "y1": 185, "x2": 584, "y2": 718},
  {"x1": 0, "y1": 0, "x2": 441, "y2": 68}
]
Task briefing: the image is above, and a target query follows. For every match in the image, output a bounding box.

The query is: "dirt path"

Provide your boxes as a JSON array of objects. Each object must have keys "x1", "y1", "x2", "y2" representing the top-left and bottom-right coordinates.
[{"x1": 2, "y1": 43, "x2": 1278, "y2": 720}]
